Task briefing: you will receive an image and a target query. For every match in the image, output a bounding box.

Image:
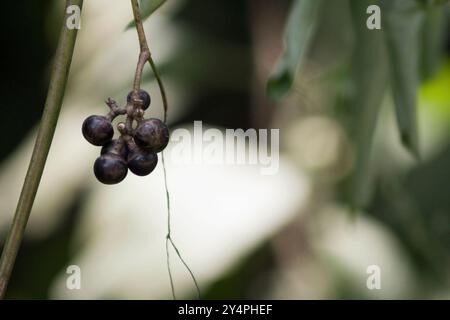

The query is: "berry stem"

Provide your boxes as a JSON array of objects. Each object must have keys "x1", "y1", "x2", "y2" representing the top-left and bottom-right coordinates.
[
  {"x1": 130, "y1": 0, "x2": 199, "y2": 298},
  {"x1": 130, "y1": 0, "x2": 168, "y2": 123},
  {"x1": 105, "y1": 98, "x2": 126, "y2": 121},
  {"x1": 133, "y1": 50, "x2": 150, "y2": 94},
  {"x1": 0, "y1": 0, "x2": 84, "y2": 299},
  {"x1": 130, "y1": 0, "x2": 149, "y2": 52}
]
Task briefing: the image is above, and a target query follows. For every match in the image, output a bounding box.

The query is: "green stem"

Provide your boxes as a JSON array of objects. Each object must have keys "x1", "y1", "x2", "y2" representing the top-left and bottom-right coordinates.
[
  {"x1": 148, "y1": 56, "x2": 168, "y2": 123},
  {"x1": 0, "y1": 0, "x2": 83, "y2": 299}
]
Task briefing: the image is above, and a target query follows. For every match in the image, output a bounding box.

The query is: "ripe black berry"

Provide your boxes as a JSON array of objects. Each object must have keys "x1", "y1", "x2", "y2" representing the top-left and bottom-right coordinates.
[
  {"x1": 82, "y1": 115, "x2": 114, "y2": 146},
  {"x1": 127, "y1": 89, "x2": 151, "y2": 110},
  {"x1": 93, "y1": 154, "x2": 128, "y2": 185},
  {"x1": 128, "y1": 150, "x2": 158, "y2": 176},
  {"x1": 101, "y1": 139, "x2": 128, "y2": 159},
  {"x1": 134, "y1": 118, "x2": 169, "y2": 153}
]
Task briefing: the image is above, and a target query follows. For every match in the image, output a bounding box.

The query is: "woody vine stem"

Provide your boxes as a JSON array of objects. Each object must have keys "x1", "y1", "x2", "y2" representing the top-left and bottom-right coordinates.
[
  {"x1": 0, "y1": 0, "x2": 84, "y2": 299},
  {"x1": 129, "y1": 0, "x2": 200, "y2": 299}
]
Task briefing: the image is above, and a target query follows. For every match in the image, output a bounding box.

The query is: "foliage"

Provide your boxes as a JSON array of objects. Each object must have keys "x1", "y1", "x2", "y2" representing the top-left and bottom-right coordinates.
[{"x1": 268, "y1": 0, "x2": 450, "y2": 208}]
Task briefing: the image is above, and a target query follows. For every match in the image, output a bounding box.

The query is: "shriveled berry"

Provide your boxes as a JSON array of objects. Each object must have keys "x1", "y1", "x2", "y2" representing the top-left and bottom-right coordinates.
[
  {"x1": 127, "y1": 89, "x2": 151, "y2": 110},
  {"x1": 82, "y1": 115, "x2": 114, "y2": 146},
  {"x1": 94, "y1": 154, "x2": 128, "y2": 185},
  {"x1": 101, "y1": 139, "x2": 128, "y2": 159},
  {"x1": 134, "y1": 118, "x2": 169, "y2": 153},
  {"x1": 128, "y1": 150, "x2": 158, "y2": 176}
]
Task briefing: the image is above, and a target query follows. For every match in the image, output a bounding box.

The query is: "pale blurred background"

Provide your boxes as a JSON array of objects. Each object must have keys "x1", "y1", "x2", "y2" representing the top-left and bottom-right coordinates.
[{"x1": 1, "y1": 0, "x2": 450, "y2": 299}]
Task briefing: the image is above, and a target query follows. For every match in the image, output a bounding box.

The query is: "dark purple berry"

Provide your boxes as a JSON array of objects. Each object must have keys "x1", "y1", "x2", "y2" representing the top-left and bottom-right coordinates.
[
  {"x1": 127, "y1": 150, "x2": 158, "y2": 176},
  {"x1": 82, "y1": 115, "x2": 114, "y2": 146},
  {"x1": 127, "y1": 89, "x2": 151, "y2": 110},
  {"x1": 93, "y1": 154, "x2": 128, "y2": 185},
  {"x1": 101, "y1": 139, "x2": 128, "y2": 159},
  {"x1": 134, "y1": 118, "x2": 169, "y2": 153}
]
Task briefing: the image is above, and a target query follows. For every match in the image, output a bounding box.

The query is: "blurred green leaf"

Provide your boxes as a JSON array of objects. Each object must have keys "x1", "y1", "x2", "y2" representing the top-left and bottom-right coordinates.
[
  {"x1": 420, "y1": 5, "x2": 447, "y2": 80},
  {"x1": 417, "y1": 0, "x2": 450, "y2": 6},
  {"x1": 267, "y1": 0, "x2": 323, "y2": 101},
  {"x1": 421, "y1": 61, "x2": 450, "y2": 121},
  {"x1": 349, "y1": 0, "x2": 388, "y2": 209},
  {"x1": 125, "y1": 0, "x2": 166, "y2": 30},
  {"x1": 381, "y1": 0, "x2": 424, "y2": 157}
]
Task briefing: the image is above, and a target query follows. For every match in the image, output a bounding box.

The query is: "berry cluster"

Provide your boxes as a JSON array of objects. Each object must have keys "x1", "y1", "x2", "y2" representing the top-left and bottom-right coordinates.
[{"x1": 82, "y1": 89, "x2": 169, "y2": 184}]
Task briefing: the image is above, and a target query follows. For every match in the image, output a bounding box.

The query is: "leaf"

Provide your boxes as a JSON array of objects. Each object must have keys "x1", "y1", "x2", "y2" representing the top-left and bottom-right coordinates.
[
  {"x1": 125, "y1": 0, "x2": 166, "y2": 30},
  {"x1": 416, "y1": 0, "x2": 450, "y2": 6},
  {"x1": 348, "y1": 0, "x2": 388, "y2": 209},
  {"x1": 420, "y1": 4, "x2": 447, "y2": 81},
  {"x1": 381, "y1": 0, "x2": 425, "y2": 157},
  {"x1": 266, "y1": 0, "x2": 323, "y2": 101}
]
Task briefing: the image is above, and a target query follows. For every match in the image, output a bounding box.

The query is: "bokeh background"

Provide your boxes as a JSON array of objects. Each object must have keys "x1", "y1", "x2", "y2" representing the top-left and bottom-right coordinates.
[{"x1": 1, "y1": 0, "x2": 450, "y2": 299}]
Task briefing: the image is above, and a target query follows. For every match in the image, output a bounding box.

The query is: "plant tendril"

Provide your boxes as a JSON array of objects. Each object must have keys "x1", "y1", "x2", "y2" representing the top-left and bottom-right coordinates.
[{"x1": 130, "y1": 0, "x2": 200, "y2": 300}]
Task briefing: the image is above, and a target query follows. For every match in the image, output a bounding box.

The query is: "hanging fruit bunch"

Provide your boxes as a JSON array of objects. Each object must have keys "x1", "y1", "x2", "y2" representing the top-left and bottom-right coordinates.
[{"x1": 82, "y1": 89, "x2": 169, "y2": 185}]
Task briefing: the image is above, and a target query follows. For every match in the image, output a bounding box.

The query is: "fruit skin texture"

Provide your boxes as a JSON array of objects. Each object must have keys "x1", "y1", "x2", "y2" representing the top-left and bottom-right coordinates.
[
  {"x1": 101, "y1": 139, "x2": 128, "y2": 159},
  {"x1": 127, "y1": 89, "x2": 151, "y2": 110},
  {"x1": 82, "y1": 115, "x2": 114, "y2": 146},
  {"x1": 134, "y1": 118, "x2": 169, "y2": 153},
  {"x1": 128, "y1": 150, "x2": 158, "y2": 176},
  {"x1": 94, "y1": 154, "x2": 128, "y2": 184}
]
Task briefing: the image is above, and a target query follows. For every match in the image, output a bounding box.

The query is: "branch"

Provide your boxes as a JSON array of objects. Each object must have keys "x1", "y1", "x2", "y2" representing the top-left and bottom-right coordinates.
[
  {"x1": 0, "y1": 0, "x2": 83, "y2": 299},
  {"x1": 131, "y1": 0, "x2": 149, "y2": 52},
  {"x1": 130, "y1": 0, "x2": 168, "y2": 123}
]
